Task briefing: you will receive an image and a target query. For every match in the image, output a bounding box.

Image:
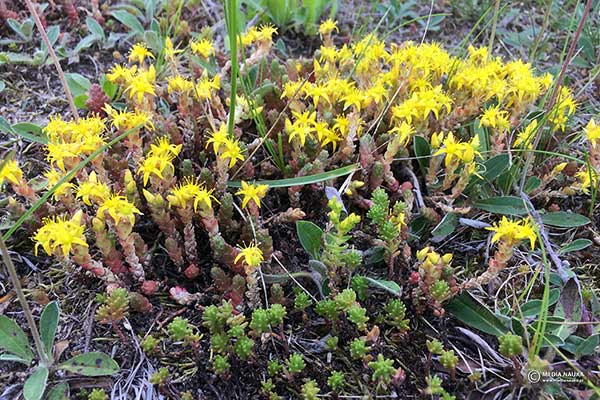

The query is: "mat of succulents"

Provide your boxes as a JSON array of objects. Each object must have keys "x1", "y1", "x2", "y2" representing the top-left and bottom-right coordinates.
[{"x1": 1, "y1": 1, "x2": 599, "y2": 399}]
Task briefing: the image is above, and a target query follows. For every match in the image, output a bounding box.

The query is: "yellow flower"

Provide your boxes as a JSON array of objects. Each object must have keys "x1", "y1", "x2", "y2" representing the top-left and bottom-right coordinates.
[
  {"x1": 206, "y1": 124, "x2": 229, "y2": 155},
  {"x1": 149, "y1": 137, "x2": 182, "y2": 158},
  {"x1": 104, "y1": 105, "x2": 154, "y2": 131},
  {"x1": 480, "y1": 105, "x2": 510, "y2": 131},
  {"x1": 236, "y1": 181, "x2": 269, "y2": 208},
  {"x1": 314, "y1": 121, "x2": 342, "y2": 151},
  {"x1": 107, "y1": 64, "x2": 137, "y2": 84},
  {"x1": 46, "y1": 141, "x2": 81, "y2": 171},
  {"x1": 305, "y1": 83, "x2": 330, "y2": 108},
  {"x1": 167, "y1": 75, "x2": 194, "y2": 95},
  {"x1": 341, "y1": 89, "x2": 365, "y2": 112},
  {"x1": 585, "y1": 119, "x2": 600, "y2": 148},
  {"x1": 167, "y1": 177, "x2": 217, "y2": 211},
  {"x1": 220, "y1": 138, "x2": 245, "y2": 169},
  {"x1": 164, "y1": 37, "x2": 182, "y2": 62},
  {"x1": 32, "y1": 210, "x2": 88, "y2": 257},
  {"x1": 195, "y1": 73, "x2": 220, "y2": 100},
  {"x1": 138, "y1": 153, "x2": 176, "y2": 186},
  {"x1": 319, "y1": 19, "x2": 338, "y2": 36},
  {"x1": 433, "y1": 133, "x2": 480, "y2": 166},
  {"x1": 389, "y1": 122, "x2": 415, "y2": 146},
  {"x1": 0, "y1": 160, "x2": 23, "y2": 185},
  {"x1": 234, "y1": 243, "x2": 264, "y2": 273},
  {"x1": 486, "y1": 216, "x2": 537, "y2": 249},
  {"x1": 45, "y1": 169, "x2": 73, "y2": 198},
  {"x1": 97, "y1": 195, "x2": 142, "y2": 225},
  {"x1": 254, "y1": 24, "x2": 277, "y2": 43},
  {"x1": 76, "y1": 171, "x2": 111, "y2": 205},
  {"x1": 285, "y1": 111, "x2": 317, "y2": 146},
  {"x1": 574, "y1": 168, "x2": 598, "y2": 194},
  {"x1": 126, "y1": 65, "x2": 156, "y2": 103},
  {"x1": 190, "y1": 38, "x2": 215, "y2": 58},
  {"x1": 513, "y1": 120, "x2": 537, "y2": 149},
  {"x1": 128, "y1": 43, "x2": 154, "y2": 64},
  {"x1": 392, "y1": 86, "x2": 452, "y2": 124}
]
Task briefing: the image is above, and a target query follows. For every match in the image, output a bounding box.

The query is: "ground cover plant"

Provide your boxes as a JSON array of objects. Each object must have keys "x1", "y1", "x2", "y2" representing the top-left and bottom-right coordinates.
[{"x1": 1, "y1": 0, "x2": 599, "y2": 398}]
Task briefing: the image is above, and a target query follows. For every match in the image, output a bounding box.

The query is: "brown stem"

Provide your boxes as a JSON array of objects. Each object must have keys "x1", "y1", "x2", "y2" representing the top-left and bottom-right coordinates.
[
  {"x1": 0, "y1": 235, "x2": 51, "y2": 366},
  {"x1": 24, "y1": 0, "x2": 79, "y2": 120}
]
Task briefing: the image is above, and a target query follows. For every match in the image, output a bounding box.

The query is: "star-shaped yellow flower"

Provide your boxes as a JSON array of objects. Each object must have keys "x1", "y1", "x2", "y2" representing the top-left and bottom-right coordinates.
[{"x1": 236, "y1": 181, "x2": 269, "y2": 208}]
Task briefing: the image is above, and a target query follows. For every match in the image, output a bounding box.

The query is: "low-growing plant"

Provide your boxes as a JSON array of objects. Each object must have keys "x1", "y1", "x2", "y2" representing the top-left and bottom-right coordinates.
[
  {"x1": 328, "y1": 370, "x2": 345, "y2": 391},
  {"x1": 349, "y1": 338, "x2": 370, "y2": 361},
  {"x1": 150, "y1": 367, "x2": 170, "y2": 386},
  {"x1": 88, "y1": 388, "x2": 108, "y2": 400},
  {"x1": 167, "y1": 317, "x2": 200, "y2": 345},
  {"x1": 301, "y1": 379, "x2": 321, "y2": 400},
  {"x1": 368, "y1": 354, "x2": 396, "y2": 385},
  {"x1": 286, "y1": 353, "x2": 306, "y2": 376},
  {"x1": 410, "y1": 247, "x2": 458, "y2": 316},
  {"x1": 367, "y1": 187, "x2": 409, "y2": 276}
]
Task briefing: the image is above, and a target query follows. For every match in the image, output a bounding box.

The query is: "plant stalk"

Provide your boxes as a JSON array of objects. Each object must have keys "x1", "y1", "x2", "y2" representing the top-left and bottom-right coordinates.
[
  {"x1": 0, "y1": 235, "x2": 52, "y2": 367},
  {"x1": 24, "y1": 0, "x2": 79, "y2": 120},
  {"x1": 224, "y1": 0, "x2": 239, "y2": 137},
  {"x1": 518, "y1": 0, "x2": 593, "y2": 192}
]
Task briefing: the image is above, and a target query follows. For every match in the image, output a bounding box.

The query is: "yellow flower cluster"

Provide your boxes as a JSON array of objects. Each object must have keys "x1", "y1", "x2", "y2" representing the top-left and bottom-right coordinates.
[
  {"x1": 486, "y1": 216, "x2": 537, "y2": 249},
  {"x1": 0, "y1": 160, "x2": 23, "y2": 185},
  {"x1": 284, "y1": 110, "x2": 348, "y2": 150},
  {"x1": 206, "y1": 124, "x2": 245, "y2": 169},
  {"x1": 278, "y1": 32, "x2": 560, "y2": 156},
  {"x1": 241, "y1": 24, "x2": 277, "y2": 47},
  {"x1": 480, "y1": 105, "x2": 510, "y2": 131},
  {"x1": 434, "y1": 133, "x2": 480, "y2": 168},
  {"x1": 97, "y1": 195, "x2": 142, "y2": 226},
  {"x1": 138, "y1": 137, "x2": 182, "y2": 186},
  {"x1": 167, "y1": 177, "x2": 217, "y2": 211},
  {"x1": 585, "y1": 119, "x2": 599, "y2": 148},
  {"x1": 76, "y1": 172, "x2": 111, "y2": 205},
  {"x1": 104, "y1": 104, "x2": 154, "y2": 131},
  {"x1": 190, "y1": 38, "x2": 215, "y2": 58},
  {"x1": 44, "y1": 115, "x2": 106, "y2": 171},
  {"x1": 548, "y1": 87, "x2": 577, "y2": 132},
  {"x1": 107, "y1": 44, "x2": 156, "y2": 104},
  {"x1": 32, "y1": 210, "x2": 88, "y2": 257}
]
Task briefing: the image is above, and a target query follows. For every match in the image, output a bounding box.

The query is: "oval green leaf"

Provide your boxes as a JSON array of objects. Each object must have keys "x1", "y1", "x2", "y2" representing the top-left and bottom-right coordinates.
[
  {"x1": 540, "y1": 211, "x2": 590, "y2": 228},
  {"x1": 473, "y1": 196, "x2": 527, "y2": 216},
  {"x1": 559, "y1": 239, "x2": 593, "y2": 254},
  {"x1": 23, "y1": 367, "x2": 48, "y2": 400},
  {"x1": 363, "y1": 277, "x2": 402, "y2": 296},
  {"x1": 296, "y1": 221, "x2": 323, "y2": 260},
  {"x1": 40, "y1": 301, "x2": 60, "y2": 355},
  {"x1": 59, "y1": 352, "x2": 119, "y2": 376},
  {"x1": 447, "y1": 293, "x2": 509, "y2": 336},
  {"x1": 0, "y1": 314, "x2": 33, "y2": 363}
]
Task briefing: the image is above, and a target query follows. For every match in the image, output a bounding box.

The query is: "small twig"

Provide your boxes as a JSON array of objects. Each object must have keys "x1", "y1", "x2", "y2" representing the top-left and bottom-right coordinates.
[
  {"x1": 520, "y1": 192, "x2": 568, "y2": 281},
  {"x1": 24, "y1": 0, "x2": 79, "y2": 120},
  {"x1": 0, "y1": 235, "x2": 51, "y2": 366},
  {"x1": 487, "y1": 0, "x2": 501, "y2": 53},
  {"x1": 401, "y1": 167, "x2": 425, "y2": 209}
]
